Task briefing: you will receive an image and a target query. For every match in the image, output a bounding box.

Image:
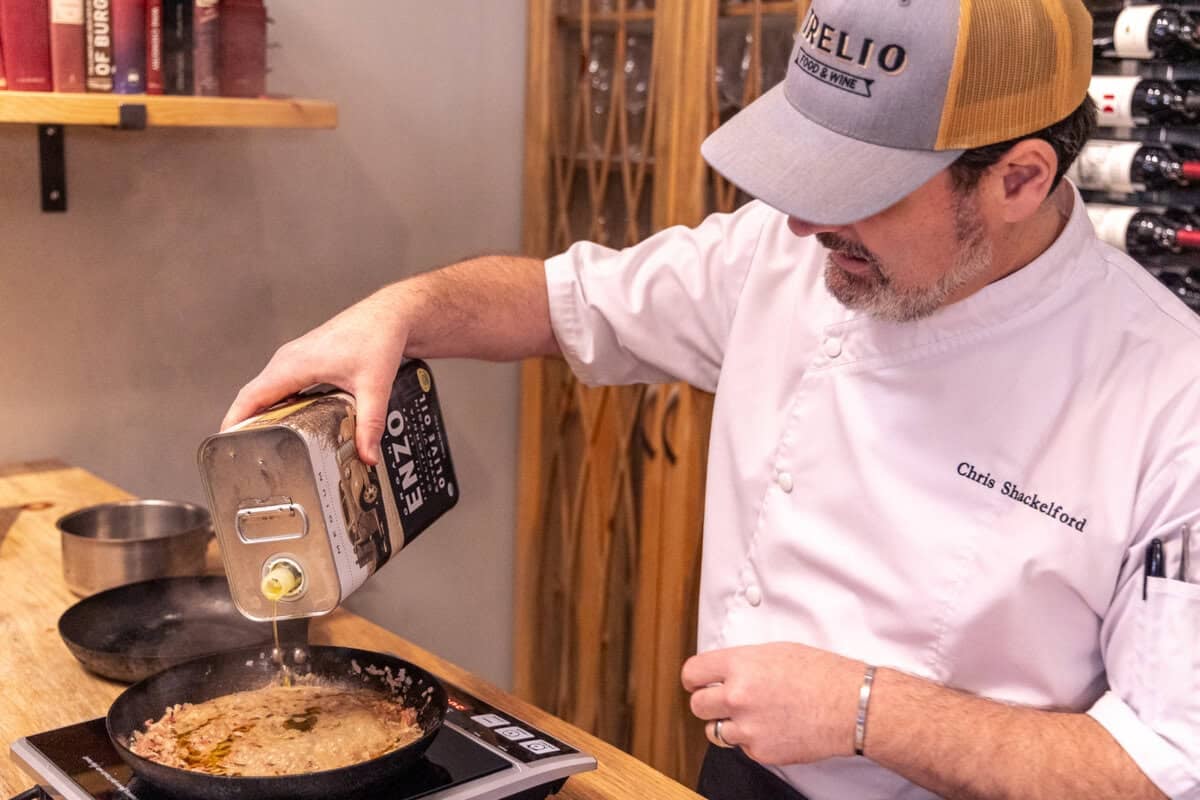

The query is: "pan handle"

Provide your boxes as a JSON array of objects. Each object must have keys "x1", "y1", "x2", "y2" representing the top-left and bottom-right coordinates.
[{"x1": 8, "y1": 787, "x2": 48, "y2": 800}]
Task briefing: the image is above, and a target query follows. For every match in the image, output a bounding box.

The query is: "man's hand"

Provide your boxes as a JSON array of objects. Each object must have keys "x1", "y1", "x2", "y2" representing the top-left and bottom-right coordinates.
[
  {"x1": 222, "y1": 285, "x2": 410, "y2": 465},
  {"x1": 684, "y1": 643, "x2": 1168, "y2": 799},
  {"x1": 681, "y1": 642, "x2": 865, "y2": 765},
  {"x1": 221, "y1": 255, "x2": 557, "y2": 465}
]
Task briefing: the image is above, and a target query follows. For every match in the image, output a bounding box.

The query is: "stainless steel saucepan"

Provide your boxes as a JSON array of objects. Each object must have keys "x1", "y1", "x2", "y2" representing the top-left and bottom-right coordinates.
[{"x1": 56, "y1": 500, "x2": 212, "y2": 596}]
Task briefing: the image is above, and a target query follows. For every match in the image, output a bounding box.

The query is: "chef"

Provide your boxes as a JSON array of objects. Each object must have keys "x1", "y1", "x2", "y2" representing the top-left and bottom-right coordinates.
[{"x1": 223, "y1": 0, "x2": 1200, "y2": 798}]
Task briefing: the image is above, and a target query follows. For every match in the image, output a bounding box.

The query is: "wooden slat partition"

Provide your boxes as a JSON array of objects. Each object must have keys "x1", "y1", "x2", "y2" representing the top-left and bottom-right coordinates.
[{"x1": 516, "y1": 0, "x2": 807, "y2": 787}]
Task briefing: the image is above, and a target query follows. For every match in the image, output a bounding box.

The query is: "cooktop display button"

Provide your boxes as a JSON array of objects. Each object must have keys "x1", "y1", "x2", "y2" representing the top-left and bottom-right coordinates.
[
  {"x1": 495, "y1": 726, "x2": 534, "y2": 742},
  {"x1": 520, "y1": 740, "x2": 561, "y2": 755},
  {"x1": 470, "y1": 714, "x2": 510, "y2": 728}
]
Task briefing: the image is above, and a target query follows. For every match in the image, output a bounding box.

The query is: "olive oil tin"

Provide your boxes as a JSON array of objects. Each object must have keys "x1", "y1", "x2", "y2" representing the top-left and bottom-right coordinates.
[{"x1": 198, "y1": 360, "x2": 459, "y2": 620}]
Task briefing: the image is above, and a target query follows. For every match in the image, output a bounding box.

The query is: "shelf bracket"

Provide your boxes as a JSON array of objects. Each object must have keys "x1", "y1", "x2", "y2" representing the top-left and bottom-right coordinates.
[
  {"x1": 37, "y1": 105, "x2": 146, "y2": 213},
  {"x1": 118, "y1": 103, "x2": 148, "y2": 131},
  {"x1": 38, "y1": 125, "x2": 66, "y2": 213}
]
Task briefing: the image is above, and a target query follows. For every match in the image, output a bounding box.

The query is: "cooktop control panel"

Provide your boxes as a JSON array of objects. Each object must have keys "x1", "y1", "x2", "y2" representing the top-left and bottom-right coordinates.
[{"x1": 444, "y1": 685, "x2": 575, "y2": 765}]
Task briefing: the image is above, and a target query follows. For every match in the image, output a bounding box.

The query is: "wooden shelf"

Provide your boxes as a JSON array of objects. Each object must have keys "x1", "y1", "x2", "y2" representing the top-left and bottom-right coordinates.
[
  {"x1": 557, "y1": 9, "x2": 656, "y2": 24},
  {"x1": 557, "y1": 9, "x2": 655, "y2": 33},
  {"x1": 555, "y1": 149, "x2": 656, "y2": 168},
  {"x1": 722, "y1": 1, "x2": 803, "y2": 16},
  {"x1": 0, "y1": 92, "x2": 337, "y2": 212},
  {"x1": 0, "y1": 91, "x2": 337, "y2": 129}
]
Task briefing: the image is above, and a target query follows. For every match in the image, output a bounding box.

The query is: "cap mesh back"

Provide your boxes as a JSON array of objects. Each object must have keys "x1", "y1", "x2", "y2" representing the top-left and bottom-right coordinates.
[{"x1": 936, "y1": 0, "x2": 1092, "y2": 150}]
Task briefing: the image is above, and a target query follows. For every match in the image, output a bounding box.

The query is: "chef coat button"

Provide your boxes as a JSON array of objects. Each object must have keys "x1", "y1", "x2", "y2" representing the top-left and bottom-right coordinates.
[
  {"x1": 777, "y1": 471, "x2": 794, "y2": 493},
  {"x1": 823, "y1": 336, "x2": 843, "y2": 358},
  {"x1": 745, "y1": 585, "x2": 762, "y2": 607}
]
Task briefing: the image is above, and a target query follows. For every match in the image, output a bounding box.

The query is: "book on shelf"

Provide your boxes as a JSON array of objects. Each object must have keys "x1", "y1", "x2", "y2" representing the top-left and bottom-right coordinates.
[
  {"x1": 0, "y1": 0, "x2": 273, "y2": 99},
  {"x1": 193, "y1": 0, "x2": 218, "y2": 96},
  {"x1": 161, "y1": 0, "x2": 191, "y2": 94},
  {"x1": 145, "y1": 0, "x2": 161, "y2": 93},
  {"x1": 113, "y1": 0, "x2": 145, "y2": 93},
  {"x1": 50, "y1": 0, "x2": 86, "y2": 92},
  {"x1": 220, "y1": 0, "x2": 265, "y2": 98},
  {"x1": 84, "y1": 0, "x2": 113, "y2": 91},
  {"x1": 1, "y1": 0, "x2": 54, "y2": 92}
]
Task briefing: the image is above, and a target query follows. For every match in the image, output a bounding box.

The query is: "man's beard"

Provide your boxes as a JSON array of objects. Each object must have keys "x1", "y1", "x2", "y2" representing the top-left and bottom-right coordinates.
[{"x1": 819, "y1": 191, "x2": 992, "y2": 322}]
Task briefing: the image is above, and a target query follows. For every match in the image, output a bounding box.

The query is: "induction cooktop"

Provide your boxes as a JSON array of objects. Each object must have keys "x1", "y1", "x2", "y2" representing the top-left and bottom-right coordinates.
[{"x1": 9, "y1": 681, "x2": 596, "y2": 800}]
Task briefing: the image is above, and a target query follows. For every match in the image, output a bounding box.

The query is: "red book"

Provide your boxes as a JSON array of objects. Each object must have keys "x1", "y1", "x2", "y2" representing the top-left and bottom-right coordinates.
[
  {"x1": 0, "y1": 0, "x2": 53, "y2": 92},
  {"x1": 112, "y1": 0, "x2": 144, "y2": 92},
  {"x1": 0, "y1": 32, "x2": 8, "y2": 90},
  {"x1": 145, "y1": 0, "x2": 161, "y2": 92},
  {"x1": 219, "y1": 0, "x2": 263, "y2": 97},
  {"x1": 192, "y1": 0, "x2": 217, "y2": 96},
  {"x1": 50, "y1": 0, "x2": 86, "y2": 92}
]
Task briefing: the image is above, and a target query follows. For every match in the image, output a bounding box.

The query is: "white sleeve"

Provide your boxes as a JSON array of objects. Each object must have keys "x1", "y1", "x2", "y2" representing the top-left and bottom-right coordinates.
[
  {"x1": 544, "y1": 201, "x2": 773, "y2": 391},
  {"x1": 1088, "y1": 460, "x2": 1200, "y2": 799}
]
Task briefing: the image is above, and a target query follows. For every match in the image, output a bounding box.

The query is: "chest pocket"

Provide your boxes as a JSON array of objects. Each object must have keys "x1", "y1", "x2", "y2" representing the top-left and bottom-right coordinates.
[{"x1": 1136, "y1": 577, "x2": 1200, "y2": 746}]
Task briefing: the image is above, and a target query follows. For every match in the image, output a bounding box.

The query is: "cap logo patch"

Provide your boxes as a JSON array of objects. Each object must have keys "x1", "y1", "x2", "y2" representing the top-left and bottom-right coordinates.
[
  {"x1": 798, "y1": 9, "x2": 908, "y2": 99},
  {"x1": 795, "y1": 50, "x2": 875, "y2": 97}
]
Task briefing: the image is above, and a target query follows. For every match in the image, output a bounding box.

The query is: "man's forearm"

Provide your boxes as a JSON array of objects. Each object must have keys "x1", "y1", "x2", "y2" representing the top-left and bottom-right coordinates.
[
  {"x1": 388, "y1": 255, "x2": 560, "y2": 362},
  {"x1": 866, "y1": 668, "x2": 1165, "y2": 800}
]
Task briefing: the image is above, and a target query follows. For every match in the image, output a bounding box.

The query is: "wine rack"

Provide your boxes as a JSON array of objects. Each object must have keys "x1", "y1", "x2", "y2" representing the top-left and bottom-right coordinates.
[{"x1": 1086, "y1": 1, "x2": 1200, "y2": 311}]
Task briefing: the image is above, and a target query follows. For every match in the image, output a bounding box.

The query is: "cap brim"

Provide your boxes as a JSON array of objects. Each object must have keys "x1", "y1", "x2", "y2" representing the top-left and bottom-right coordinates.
[{"x1": 701, "y1": 84, "x2": 963, "y2": 226}]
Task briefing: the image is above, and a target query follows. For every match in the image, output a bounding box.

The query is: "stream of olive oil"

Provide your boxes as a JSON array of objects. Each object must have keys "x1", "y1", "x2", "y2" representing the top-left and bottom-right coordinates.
[
  {"x1": 167, "y1": 598, "x2": 328, "y2": 777},
  {"x1": 272, "y1": 599, "x2": 292, "y2": 687},
  {"x1": 172, "y1": 601, "x2": 315, "y2": 774}
]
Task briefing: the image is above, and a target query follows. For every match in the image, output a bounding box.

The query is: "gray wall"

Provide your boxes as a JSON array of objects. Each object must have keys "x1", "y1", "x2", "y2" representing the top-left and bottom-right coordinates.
[{"x1": 0, "y1": 1, "x2": 527, "y2": 687}]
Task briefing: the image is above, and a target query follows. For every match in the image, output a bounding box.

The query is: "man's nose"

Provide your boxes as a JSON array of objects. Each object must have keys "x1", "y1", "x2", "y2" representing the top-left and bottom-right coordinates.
[{"x1": 787, "y1": 217, "x2": 845, "y2": 237}]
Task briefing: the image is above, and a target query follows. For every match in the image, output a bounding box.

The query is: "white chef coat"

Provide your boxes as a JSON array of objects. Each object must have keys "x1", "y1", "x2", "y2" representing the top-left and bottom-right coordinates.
[{"x1": 544, "y1": 185, "x2": 1200, "y2": 800}]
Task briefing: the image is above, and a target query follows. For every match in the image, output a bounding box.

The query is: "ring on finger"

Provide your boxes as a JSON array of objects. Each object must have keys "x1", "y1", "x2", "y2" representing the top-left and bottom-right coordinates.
[{"x1": 710, "y1": 718, "x2": 734, "y2": 749}]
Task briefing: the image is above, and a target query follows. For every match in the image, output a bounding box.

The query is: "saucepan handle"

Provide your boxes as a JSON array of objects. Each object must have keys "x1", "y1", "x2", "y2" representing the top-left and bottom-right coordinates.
[{"x1": 8, "y1": 787, "x2": 47, "y2": 800}]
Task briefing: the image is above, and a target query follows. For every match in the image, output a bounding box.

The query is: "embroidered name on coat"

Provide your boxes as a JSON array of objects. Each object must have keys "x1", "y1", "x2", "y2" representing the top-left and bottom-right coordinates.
[{"x1": 957, "y1": 462, "x2": 1088, "y2": 532}]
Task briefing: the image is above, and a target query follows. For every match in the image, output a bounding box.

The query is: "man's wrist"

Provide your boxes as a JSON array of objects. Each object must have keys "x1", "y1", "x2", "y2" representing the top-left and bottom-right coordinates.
[
  {"x1": 854, "y1": 665, "x2": 877, "y2": 756},
  {"x1": 376, "y1": 280, "x2": 423, "y2": 350}
]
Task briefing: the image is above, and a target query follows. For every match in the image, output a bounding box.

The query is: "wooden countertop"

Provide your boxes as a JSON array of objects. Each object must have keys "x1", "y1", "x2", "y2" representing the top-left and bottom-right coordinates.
[{"x1": 0, "y1": 460, "x2": 701, "y2": 800}]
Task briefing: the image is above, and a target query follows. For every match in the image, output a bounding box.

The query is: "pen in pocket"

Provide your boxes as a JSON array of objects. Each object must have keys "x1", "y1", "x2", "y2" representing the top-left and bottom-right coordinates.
[
  {"x1": 1143, "y1": 537, "x2": 1165, "y2": 601},
  {"x1": 1179, "y1": 524, "x2": 1190, "y2": 583}
]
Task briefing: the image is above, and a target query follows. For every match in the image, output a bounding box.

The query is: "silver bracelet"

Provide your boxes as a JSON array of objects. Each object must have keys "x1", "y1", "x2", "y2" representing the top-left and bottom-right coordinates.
[{"x1": 854, "y1": 665, "x2": 877, "y2": 757}]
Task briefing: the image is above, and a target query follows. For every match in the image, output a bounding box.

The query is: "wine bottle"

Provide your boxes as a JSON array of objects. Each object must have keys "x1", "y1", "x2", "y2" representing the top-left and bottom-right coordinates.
[
  {"x1": 1069, "y1": 141, "x2": 1200, "y2": 192},
  {"x1": 1088, "y1": 75, "x2": 1200, "y2": 128},
  {"x1": 1154, "y1": 270, "x2": 1200, "y2": 312},
  {"x1": 1093, "y1": 5, "x2": 1200, "y2": 62},
  {"x1": 1088, "y1": 203, "x2": 1200, "y2": 256}
]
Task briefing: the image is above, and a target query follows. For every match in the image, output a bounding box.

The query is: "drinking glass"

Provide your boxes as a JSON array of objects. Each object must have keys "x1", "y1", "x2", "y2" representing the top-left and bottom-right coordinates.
[
  {"x1": 762, "y1": 23, "x2": 796, "y2": 91},
  {"x1": 716, "y1": 19, "x2": 753, "y2": 116},
  {"x1": 624, "y1": 33, "x2": 652, "y2": 159},
  {"x1": 587, "y1": 33, "x2": 615, "y2": 155}
]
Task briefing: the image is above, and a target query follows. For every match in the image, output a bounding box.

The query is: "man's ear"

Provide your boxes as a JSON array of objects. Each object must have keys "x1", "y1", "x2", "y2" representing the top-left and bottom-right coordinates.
[{"x1": 987, "y1": 139, "x2": 1059, "y2": 223}]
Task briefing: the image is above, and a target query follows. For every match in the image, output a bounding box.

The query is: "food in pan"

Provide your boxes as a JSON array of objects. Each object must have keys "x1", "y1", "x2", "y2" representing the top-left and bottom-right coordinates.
[{"x1": 129, "y1": 680, "x2": 422, "y2": 776}]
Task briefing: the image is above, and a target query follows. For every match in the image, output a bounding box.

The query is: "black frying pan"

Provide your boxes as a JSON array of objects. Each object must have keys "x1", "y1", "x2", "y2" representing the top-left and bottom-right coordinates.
[
  {"x1": 106, "y1": 645, "x2": 447, "y2": 800},
  {"x1": 58, "y1": 576, "x2": 309, "y2": 683}
]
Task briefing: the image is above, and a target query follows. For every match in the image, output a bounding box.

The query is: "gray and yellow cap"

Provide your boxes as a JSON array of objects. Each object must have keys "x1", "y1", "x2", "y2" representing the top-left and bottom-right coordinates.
[{"x1": 701, "y1": 0, "x2": 1093, "y2": 225}]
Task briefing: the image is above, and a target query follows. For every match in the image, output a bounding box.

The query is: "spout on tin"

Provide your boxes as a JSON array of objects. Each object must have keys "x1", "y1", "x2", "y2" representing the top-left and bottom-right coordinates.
[{"x1": 261, "y1": 559, "x2": 303, "y2": 601}]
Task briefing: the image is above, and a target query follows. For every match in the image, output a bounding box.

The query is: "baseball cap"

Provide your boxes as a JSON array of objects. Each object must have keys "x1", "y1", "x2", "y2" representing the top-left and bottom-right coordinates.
[{"x1": 701, "y1": 0, "x2": 1093, "y2": 225}]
